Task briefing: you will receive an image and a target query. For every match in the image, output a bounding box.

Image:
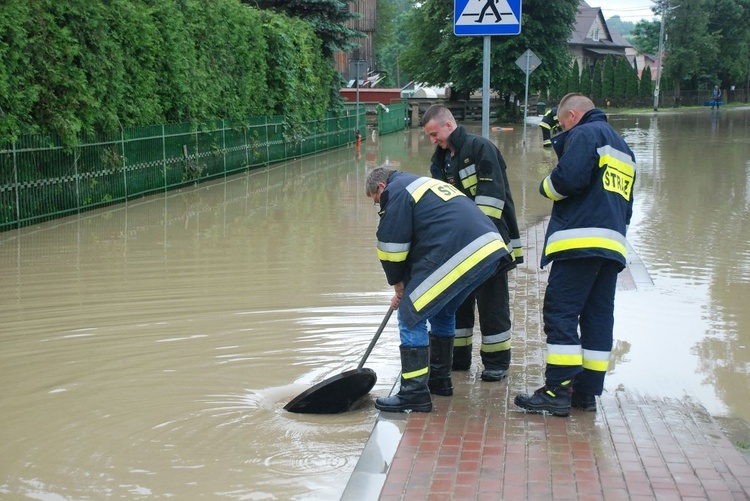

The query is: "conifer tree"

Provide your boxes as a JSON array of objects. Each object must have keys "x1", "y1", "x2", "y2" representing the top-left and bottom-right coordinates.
[
  {"x1": 568, "y1": 60, "x2": 581, "y2": 94},
  {"x1": 602, "y1": 56, "x2": 615, "y2": 102},
  {"x1": 591, "y1": 60, "x2": 603, "y2": 103},
  {"x1": 613, "y1": 58, "x2": 628, "y2": 103},
  {"x1": 640, "y1": 65, "x2": 654, "y2": 103},
  {"x1": 580, "y1": 63, "x2": 592, "y2": 97}
]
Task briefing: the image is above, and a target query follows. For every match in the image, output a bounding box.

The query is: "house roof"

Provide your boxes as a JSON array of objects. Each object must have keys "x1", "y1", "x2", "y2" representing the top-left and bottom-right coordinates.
[{"x1": 569, "y1": 1, "x2": 632, "y2": 50}]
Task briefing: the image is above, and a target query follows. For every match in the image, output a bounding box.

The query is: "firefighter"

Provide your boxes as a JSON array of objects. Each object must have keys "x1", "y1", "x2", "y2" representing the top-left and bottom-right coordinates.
[
  {"x1": 539, "y1": 106, "x2": 562, "y2": 147},
  {"x1": 515, "y1": 93, "x2": 636, "y2": 417},
  {"x1": 366, "y1": 167, "x2": 513, "y2": 412},
  {"x1": 421, "y1": 104, "x2": 523, "y2": 384}
]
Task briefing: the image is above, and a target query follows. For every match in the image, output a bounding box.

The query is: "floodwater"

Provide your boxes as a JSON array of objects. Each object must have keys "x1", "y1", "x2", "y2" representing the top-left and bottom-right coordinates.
[{"x1": 2, "y1": 107, "x2": 750, "y2": 499}]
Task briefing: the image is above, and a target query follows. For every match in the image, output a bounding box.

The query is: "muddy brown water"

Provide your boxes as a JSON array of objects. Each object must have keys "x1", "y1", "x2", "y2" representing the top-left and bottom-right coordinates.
[{"x1": 2, "y1": 107, "x2": 749, "y2": 499}]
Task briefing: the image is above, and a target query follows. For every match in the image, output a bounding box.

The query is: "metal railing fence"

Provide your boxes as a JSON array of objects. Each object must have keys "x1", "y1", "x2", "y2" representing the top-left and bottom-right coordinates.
[
  {"x1": 0, "y1": 110, "x2": 366, "y2": 231},
  {"x1": 377, "y1": 102, "x2": 408, "y2": 135}
]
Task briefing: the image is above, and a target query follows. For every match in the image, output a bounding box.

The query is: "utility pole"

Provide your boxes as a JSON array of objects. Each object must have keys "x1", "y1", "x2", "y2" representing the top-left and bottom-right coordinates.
[{"x1": 653, "y1": 0, "x2": 668, "y2": 111}]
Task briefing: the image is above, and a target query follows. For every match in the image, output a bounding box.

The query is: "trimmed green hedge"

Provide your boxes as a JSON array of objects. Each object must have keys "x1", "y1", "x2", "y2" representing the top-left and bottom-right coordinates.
[{"x1": 0, "y1": 0, "x2": 336, "y2": 146}]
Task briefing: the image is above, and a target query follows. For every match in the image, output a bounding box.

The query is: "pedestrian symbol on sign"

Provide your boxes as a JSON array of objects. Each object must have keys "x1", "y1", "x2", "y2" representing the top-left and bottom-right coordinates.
[
  {"x1": 476, "y1": 0, "x2": 508, "y2": 23},
  {"x1": 454, "y1": 0, "x2": 521, "y2": 36}
]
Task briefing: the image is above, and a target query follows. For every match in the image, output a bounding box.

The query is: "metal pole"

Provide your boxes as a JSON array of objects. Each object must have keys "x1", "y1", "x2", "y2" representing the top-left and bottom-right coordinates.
[
  {"x1": 653, "y1": 1, "x2": 667, "y2": 111},
  {"x1": 482, "y1": 36, "x2": 490, "y2": 139},
  {"x1": 522, "y1": 50, "x2": 530, "y2": 146},
  {"x1": 356, "y1": 60, "x2": 361, "y2": 133}
]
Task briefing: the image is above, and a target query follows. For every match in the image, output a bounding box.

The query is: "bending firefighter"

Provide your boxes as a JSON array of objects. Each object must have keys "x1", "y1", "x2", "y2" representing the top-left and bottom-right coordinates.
[
  {"x1": 422, "y1": 104, "x2": 523, "y2": 383},
  {"x1": 366, "y1": 167, "x2": 513, "y2": 413}
]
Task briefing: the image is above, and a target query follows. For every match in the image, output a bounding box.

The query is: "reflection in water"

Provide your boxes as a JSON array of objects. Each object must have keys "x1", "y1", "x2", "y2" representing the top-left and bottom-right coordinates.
[
  {"x1": 2, "y1": 108, "x2": 750, "y2": 498},
  {"x1": 609, "y1": 109, "x2": 750, "y2": 421}
]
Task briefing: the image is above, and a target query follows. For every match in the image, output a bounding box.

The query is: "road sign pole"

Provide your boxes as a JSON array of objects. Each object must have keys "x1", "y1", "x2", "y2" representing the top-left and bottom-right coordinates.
[
  {"x1": 522, "y1": 51, "x2": 530, "y2": 145},
  {"x1": 482, "y1": 36, "x2": 490, "y2": 139}
]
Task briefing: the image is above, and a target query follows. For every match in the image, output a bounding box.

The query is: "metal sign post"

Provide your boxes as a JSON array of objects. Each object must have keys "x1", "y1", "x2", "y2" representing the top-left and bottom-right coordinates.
[
  {"x1": 454, "y1": 0, "x2": 522, "y2": 138},
  {"x1": 515, "y1": 49, "x2": 541, "y2": 146}
]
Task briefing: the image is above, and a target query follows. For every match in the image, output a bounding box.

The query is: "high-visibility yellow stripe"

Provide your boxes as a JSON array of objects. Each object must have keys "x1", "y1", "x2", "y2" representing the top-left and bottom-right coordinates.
[
  {"x1": 545, "y1": 236, "x2": 626, "y2": 258},
  {"x1": 454, "y1": 337, "x2": 472, "y2": 347},
  {"x1": 480, "y1": 339, "x2": 511, "y2": 353},
  {"x1": 582, "y1": 358, "x2": 609, "y2": 372},
  {"x1": 402, "y1": 366, "x2": 428, "y2": 379},
  {"x1": 597, "y1": 145, "x2": 636, "y2": 174},
  {"x1": 479, "y1": 205, "x2": 503, "y2": 219},
  {"x1": 542, "y1": 176, "x2": 564, "y2": 201},
  {"x1": 459, "y1": 164, "x2": 478, "y2": 196},
  {"x1": 546, "y1": 344, "x2": 582, "y2": 366},
  {"x1": 546, "y1": 353, "x2": 583, "y2": 366},
  {"x1": 408, "y1": 177, "x2": 439, "y2": 202},
  {"x1": 376, "y1": 248, "x2": 408, "y2": 262},
  {"x1": 412, "y1": 239, "x2": 505, "y2": 311},
  {"x1": 377, "y1": 241, "x2": 410, "y2": 263},
  {"x1": 582, "y1": 349, "x2": 610, "y2": 372}
]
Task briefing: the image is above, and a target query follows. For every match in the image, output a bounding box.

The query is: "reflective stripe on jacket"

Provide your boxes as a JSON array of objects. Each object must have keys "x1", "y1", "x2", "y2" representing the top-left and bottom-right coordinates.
[
  {"x1": 376, "y1": 172, "x2": 513, "y2": 327},
  {"x1": 429, "y1": 125, "x2": 524, "y2": 265},
  {"x1": 542, "y1": 108, "x2": 636, "y2": 268}
]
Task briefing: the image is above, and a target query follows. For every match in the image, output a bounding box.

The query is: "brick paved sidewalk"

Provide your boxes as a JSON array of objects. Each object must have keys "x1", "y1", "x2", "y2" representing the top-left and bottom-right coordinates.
[{"x1": 343, "y1": 219, "x2": 750, "y2": 501}]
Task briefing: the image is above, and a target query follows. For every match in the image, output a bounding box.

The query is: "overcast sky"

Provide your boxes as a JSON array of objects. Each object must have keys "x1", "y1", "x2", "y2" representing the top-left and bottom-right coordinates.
[{"x1": 585, "y1": 1, "x2": 658, "y2": 22}]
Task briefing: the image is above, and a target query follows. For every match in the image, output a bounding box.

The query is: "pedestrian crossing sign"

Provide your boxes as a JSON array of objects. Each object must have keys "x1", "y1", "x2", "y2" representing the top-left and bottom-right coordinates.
[{"x1": 454, "y1": 0, "x2": 522, "y2": 36}]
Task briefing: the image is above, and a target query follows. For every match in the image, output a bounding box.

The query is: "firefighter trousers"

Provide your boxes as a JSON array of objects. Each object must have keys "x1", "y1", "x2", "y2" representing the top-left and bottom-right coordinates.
[
  {"x1": 454, "y1": 268, "x2": 512, "y2": 370},
  {"x1": 543, "y1": 257, "x2": 620, "y2": 396}
]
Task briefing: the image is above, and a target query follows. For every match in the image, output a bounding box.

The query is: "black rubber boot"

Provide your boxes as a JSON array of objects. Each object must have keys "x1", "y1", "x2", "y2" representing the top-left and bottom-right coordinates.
[
  {"x1": 452, "y1": 343, "x2": 472, "y2": 371},
  {"x1": 514, "y1": 382, "x2": 572, "y2": 417},
  {"x1": 571, "y1": 391, "x2": 597, "y2": 411},
  {"x1": 428, "y1": 335, "x2": 454, "y2": 397},
  {"x1": 480, "y1": 348, "x2": 510, "y2": 381},
  {"x1": 375, "y1": 346, "x2": 432, "y2": 413}
]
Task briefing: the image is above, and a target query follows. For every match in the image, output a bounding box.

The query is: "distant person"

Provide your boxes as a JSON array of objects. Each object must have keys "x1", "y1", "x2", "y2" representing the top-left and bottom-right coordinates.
[
  {"x1": 539, "y1": 107, "x2": 562, "y2": 148},
  {"x1": 366, "y1": 167, "x2": 513, "y2": 413},
  {"x1": 711, "y1": 85, "x2": 722, "y2": 109},
  {"x1": 421, "y1": 104, "x2": 523, "y2": 386},
  {"x1": 514, "y1": 93, "x2": 637, "y2": 417}
]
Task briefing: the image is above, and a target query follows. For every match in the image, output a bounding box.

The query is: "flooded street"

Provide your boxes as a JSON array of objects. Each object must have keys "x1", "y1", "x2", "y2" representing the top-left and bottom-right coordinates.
[{"x1": 2, "y1": 107, "x2": 750, "y2": 499}]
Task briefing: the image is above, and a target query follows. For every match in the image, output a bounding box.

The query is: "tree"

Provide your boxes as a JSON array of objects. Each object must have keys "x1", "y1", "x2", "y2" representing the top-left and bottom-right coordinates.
[
  {"x1": 602, "y1": 56, "x2": 615, "y2": 100},
  {"x1": 247, "y1": 0, "x2": 364, "y2": 105},
  {"x1": 591, "y1": 60, "x2": 603, "y2": 102},
  {"x1": 630, "y1": 20, "x2": 661, "y2": 56},
  {"x1": 613, "y1": 58, "x2": 628, "y2": 103},
  {"x1": 580, "y1": 62, "x2": 592, "y2": 97},
  {"x1": 376, "y1": 0, "x2": 413, "y2": 88},
  {"x1": 640, "y1": 65, "x2": 654, "y2": 102},
  {"x1": 662, "y1": 0, "x2": 718, "y2": 101},
  {"x1": 400, "y1": 0, "x2": 579, "y2": 103},
  {"x1": 706, "y1": 0, "x2": 750, "y2": 92},
  {"x1": 627, "y1": 63, "x2": 641, "y2": 103},
  {"x1": 605, "y1": 15, "x2": 635, "y2": 37},
  {"x1": 0, "y1": 0, "x2": 334, "y2": 144},
  {"x1": 568, "y1": 60, "x2": 581, "y2": 95}
]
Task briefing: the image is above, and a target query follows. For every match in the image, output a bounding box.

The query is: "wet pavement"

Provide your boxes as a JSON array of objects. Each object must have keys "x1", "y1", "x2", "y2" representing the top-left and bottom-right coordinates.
[{"x1": 343, "y1": 218, "x2": 750, "y2": 501}]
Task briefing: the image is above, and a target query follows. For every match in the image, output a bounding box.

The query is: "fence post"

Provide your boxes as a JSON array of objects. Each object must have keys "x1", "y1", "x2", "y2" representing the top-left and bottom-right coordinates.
[
  {"x1": 74, "y1": 147, "x2": 81, "y2": 213},
  {"x1": 265, "y1": 116, "x2": 271, "y2": 163},
  {"x1": 12, "y1": 140, "x2": 20, "y2": 228},
  {"x1": 222, "y1": 119, "x2": 227, "y2": 175},
  {"x1": 243, "y1": 125, "x2": 249, "y2": 167},
  {"x1": 162, "y1": 124, "x2": 167, "y2": 192},
  {"x1": 120, "y1": 127, "x2": 127, "y2": 197}
]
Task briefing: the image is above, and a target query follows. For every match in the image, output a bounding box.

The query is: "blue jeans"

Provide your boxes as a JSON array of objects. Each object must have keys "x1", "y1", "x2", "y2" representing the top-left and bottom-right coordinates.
[{"x1": 398, "y1": 262, "x2": 499, "y2": 347}]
